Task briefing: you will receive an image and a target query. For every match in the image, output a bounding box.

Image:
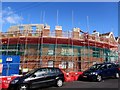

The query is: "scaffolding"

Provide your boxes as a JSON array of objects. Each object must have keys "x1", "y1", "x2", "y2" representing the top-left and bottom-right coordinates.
[{"x1": 0, "y1": 24, "x2": 118, "y2": 75}]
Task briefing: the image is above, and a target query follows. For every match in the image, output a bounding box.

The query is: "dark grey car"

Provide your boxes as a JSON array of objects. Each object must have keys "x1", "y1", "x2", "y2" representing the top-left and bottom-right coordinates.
[
  {"x1": 78, "y1": 63, "x2": 120, "y2": 82},
  {"x1": 8, "y1": 67, "x2": 65, "y2": 90}
]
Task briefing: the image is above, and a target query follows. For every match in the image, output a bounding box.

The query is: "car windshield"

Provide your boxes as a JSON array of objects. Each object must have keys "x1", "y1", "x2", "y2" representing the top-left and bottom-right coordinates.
[
  {"x1": 90, "y1": 64, "x2": 103, "y2": 70},
  {"x1": 25, "y1": 69, "x2": 38, "y2": 76}
]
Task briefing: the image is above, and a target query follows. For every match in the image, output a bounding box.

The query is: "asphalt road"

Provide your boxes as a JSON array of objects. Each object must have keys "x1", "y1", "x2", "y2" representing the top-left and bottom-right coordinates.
[
  {"x1": 39, "y1": 78, "x2": 119, "y2": 90},
  {"x1": 2, "y1": 78, "x2": 119, "y2": 90},
  {"x1": 61, "y1": 79, "x2": 119, "y2": 88}
]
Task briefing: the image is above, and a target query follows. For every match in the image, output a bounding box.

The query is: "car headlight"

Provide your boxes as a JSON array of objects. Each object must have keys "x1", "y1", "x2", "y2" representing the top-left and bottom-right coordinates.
[
  {"x1": 11, "y1": 79, "x2": 19, "y2": 84},
  {"x1": 90, "y1": 72, "x2": 98, "y2": 75}
]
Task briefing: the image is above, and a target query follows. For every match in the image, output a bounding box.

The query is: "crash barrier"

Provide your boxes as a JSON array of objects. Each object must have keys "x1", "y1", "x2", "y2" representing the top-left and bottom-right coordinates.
[
  {"x1": 0, "y1": 75, "x2": 22, "y2": 89},
  {"x1": 61, "y1": 70, "x2": 83, "y2": 82}
]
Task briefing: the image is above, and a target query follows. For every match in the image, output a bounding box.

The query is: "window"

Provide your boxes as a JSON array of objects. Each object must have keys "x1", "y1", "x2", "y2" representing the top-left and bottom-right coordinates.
[
  {"x1": 68, "y1": 61, "x2": 74, "y2": 69},
  {"x1": 100, "y1": 65, "x2": 107, "y2": 70},
  {"x1": 107, "y1": 64, "x2": 111, "y2": 68},
  {"x1": 19, "y1": 26, "x2": 24, "y2": 30},
  {"x1": 93, "y1": 48, "x2": 100, "y2": 57},
  {"x1": 55, "y1": 68, "x2": 61, "y2": 73},
  {"x1": 33, "y1": 70, "x2": 46, "y2": 77},
  {"x1": 32, "y1": 26, "x2": 37, "y2": 31},
  {"x1": 59, "y1": 61, "x2": 67, "y2": 69},
  {"x1": 47, "y1": 68, "x2": 55, "y2": 74},
  {"x1": 48, "y1": 50, "x2": 54, "y2": 55},
  {"x1": 48, "y1": 60, "x2": 54, "y2": 67},
  {"x1": 48, "y1": 45, "x2": 55, "y2": 55},
  {"x1": 61, "y1": 48, "x2": 73, "y2": 56}
]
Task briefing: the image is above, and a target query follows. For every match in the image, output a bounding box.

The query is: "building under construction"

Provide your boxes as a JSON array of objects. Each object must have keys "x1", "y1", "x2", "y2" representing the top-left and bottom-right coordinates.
[{"x1": 0, "y1": 24, "x2": 119, "y2": 74}]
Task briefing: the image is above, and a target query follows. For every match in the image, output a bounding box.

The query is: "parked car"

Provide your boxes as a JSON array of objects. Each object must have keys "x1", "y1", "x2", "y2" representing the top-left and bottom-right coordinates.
[
  {"x1": 78, "y1": 62, "x2": 120, "y2": 82},
  {"x1": 8, "y1": 67, "x2": 64, "y2": 90}
]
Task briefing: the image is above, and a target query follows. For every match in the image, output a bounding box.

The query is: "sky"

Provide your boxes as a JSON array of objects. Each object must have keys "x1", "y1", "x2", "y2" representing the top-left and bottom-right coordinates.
[{"x1": 1, "y1": 2, "x2": 118, "y2": 37}]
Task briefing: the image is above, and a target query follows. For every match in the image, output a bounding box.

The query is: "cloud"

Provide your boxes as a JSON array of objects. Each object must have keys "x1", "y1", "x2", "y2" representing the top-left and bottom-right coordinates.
[{"x1": 2, "y1": 7, "x2": 23, "y2": 24}]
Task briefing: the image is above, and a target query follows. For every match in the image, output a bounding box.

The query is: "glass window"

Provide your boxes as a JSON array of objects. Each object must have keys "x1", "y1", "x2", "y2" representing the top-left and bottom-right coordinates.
[
  {"x1": 93, "y1": 48, "x2": 100, "y2": 57},
  {"x1": 48, "y1": 68, "x2": 55, "y2": 74},
  {"x1": 61, "y1": 48, "x2": 73, "y2": 56},
  {"x1": 100, "y1": 65, "x2": 107, "y2": 69},
  {"x1": 34, "y1": 70, "x2": 46, "y2": 77},
  {"x1": 55, "y1": 68, "x2": 61, "y2": 73},
  {"x1": 90, "y1": 64, "x2": 102, "y2": 70},
  {"x1": 48, "y1": 44, "x2": 55, "y2": 55},
  {"x1": 32, "y1": 26, "x2": 37, "y2": 31},
  {"x1": 48, "y1": 50, "x2": 54, "y2": 55},
  {"x1": 48, "y1": 60, "x2": 54, "y2": 67},
  {"x1": 68, "y1": 61, "x2": 74, "y2": 69},
  {"x1": 59, "y1": 61, "x2": 67, "y2": 69},
  {"x1": 107, "y1": 64, "x2": 113, "y2": 69}
]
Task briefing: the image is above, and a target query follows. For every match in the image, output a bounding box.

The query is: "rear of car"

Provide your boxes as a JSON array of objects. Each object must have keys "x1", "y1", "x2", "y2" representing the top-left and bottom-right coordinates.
[{"x1": 8, "y1": 67, "x2": 64, "y2": 90}]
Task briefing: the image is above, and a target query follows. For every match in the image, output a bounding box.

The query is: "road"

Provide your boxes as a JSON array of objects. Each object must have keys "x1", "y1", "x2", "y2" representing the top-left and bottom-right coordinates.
[
  {"x1": 39, "y1": 78, "x2": 119, "y2": 90},
  {"x1": 2, "y1": 78, "x2": 119, "y2": 90}
]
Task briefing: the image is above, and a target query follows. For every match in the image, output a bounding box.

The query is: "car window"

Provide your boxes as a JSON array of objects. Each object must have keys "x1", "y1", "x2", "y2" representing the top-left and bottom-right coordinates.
[
  {"x1": 56, "y1": 68, "x2": 62, "y2": 73},
  {"x1": 107, "y1": 64, "x2": 113, "y2": 69},
  {"x1": 99, "y1": 64, "x2": 107, "y2": 70},
  {"x1": 46, "y1": 68, "x2": 62, "y2": 75},
  {"x1": 25, "y1": 69, "x2": 38, "y2": 76},
  {"x1": 90, "y1": 64, "x2": 102, "y2": 70},
  {"x1": 41, "y1": 68, "x2": 48, "y2": 72},
  {"x1": 47, "y1": 68, "x2": 55, "y2": 74},
  {"x1": 33, "y1": 70, "x2": 46, "y2": 77}
]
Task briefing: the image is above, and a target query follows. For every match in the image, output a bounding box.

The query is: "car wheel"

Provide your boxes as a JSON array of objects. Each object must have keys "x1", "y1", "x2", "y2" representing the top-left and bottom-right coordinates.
[
  {"x1": 96, "y1": 75, "x2": 102, "y2": 82},
  {"x1": 56, "y1": 79, "x2": 63, "y2": 87},
  {"x1": 18, "y1": 84, "x2": 28, "y2": 90},
  {"x1": 115, "y1": 73, "x2": 119, "y2": 79}
]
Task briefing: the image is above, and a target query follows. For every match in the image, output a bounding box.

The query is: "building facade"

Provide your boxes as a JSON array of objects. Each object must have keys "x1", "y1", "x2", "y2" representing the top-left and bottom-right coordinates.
[{"x1": 0, "y1": 24, "x2": 118, "y2": 73}]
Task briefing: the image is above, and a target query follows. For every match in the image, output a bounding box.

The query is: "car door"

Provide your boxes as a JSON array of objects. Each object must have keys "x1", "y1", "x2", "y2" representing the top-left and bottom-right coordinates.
[
  {"x1": 107, "y1": 64, "x2": 117, "y2": 77},
  {"x1": 25, "y1": 69, "x2": 46, "y2": 89},
  {"x1": 44, "y1": 68, "x2": 56, "y2": 85},
  {"x1": 100, "y1": 64, "x2": 108, "y2": 78}
]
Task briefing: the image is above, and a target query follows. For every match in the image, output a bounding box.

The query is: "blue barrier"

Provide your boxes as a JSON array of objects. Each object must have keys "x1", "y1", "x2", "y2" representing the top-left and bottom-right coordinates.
[{"x1": 2, "y1": 55, "x2": 20, "y2": 76}]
